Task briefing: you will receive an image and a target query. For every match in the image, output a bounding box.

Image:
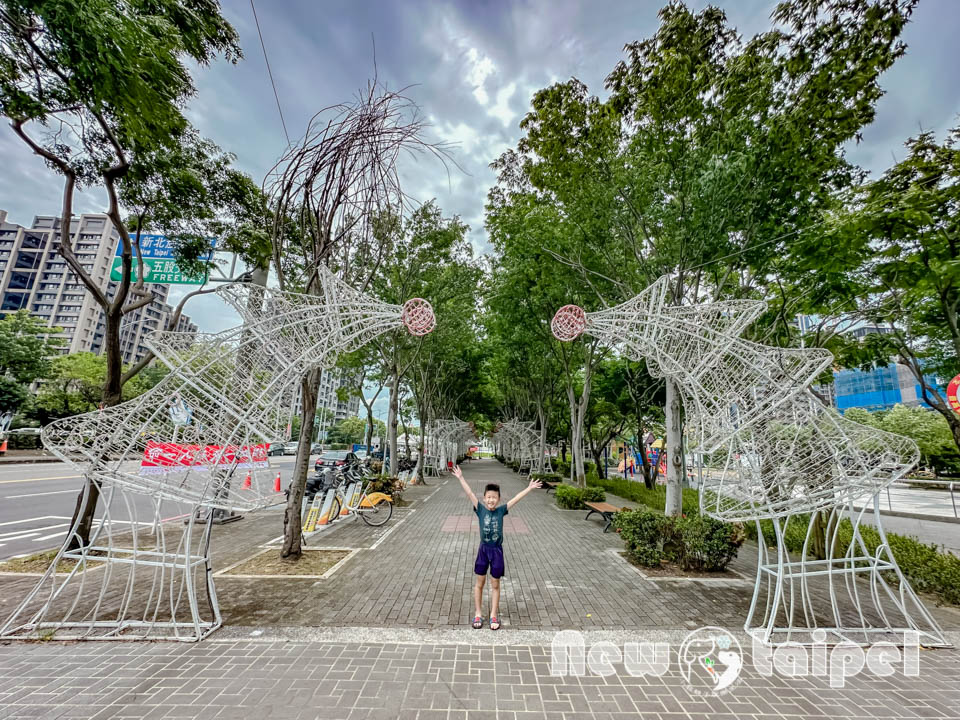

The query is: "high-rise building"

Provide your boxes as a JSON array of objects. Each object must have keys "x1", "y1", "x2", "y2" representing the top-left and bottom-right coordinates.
[
  {"x1": 0, "y1": 210, "x2": 196, "y2": 363},
  {"x1": 291, "y1": 368, "x2": 362, "y2": 439}
]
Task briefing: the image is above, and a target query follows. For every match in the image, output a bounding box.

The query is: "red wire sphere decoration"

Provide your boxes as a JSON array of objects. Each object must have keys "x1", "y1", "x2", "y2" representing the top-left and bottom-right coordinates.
[
  {"x1": 551, "y1": 304, "x2": 587, "y2": 341},
  {"x1": 401, "y1": 298, "x2": 436, "y2": 336}
]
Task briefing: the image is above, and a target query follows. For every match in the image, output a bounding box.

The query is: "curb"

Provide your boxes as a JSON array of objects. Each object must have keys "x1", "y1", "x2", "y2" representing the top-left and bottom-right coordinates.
[
  {"x1": 0, "y1": 457, "x2": 61, "y2": 465},
  {"x1": 209, "y1": 625, "x2": 960, "y2": 649},
  {"x1": 852, "y1": 505, "x2": 960, "y2": 525}
]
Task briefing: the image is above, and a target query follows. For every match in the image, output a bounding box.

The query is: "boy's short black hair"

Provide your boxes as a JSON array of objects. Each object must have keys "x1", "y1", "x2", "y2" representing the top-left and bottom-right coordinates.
[{"x1": 483, "y1": 483, "x2": 501, "y2": 497}]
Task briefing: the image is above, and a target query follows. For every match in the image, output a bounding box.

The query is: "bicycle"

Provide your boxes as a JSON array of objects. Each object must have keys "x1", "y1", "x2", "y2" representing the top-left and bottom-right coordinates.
[{"x1": 326, "y1": 462, "x2": 394, "y2": 527}]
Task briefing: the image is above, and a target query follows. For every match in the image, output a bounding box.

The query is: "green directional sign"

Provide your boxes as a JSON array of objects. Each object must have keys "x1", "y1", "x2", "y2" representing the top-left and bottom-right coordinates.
[{"x1": 109, "y1": 257, "x2": 207, "y2": 285}]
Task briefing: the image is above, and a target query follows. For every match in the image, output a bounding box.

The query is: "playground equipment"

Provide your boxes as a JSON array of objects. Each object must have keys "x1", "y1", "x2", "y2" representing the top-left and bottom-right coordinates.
[
  {"x1": 1, "y1": 267, "x2": 433, "y2": 642},
  {"x1": 552, "y1": 276, "x2": 946, "y2": 647}
]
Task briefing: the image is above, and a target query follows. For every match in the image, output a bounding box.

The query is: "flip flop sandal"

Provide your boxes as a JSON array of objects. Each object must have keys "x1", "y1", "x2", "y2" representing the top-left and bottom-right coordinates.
[
  {"x1": 472, "y1": 616, "x2": 483, "y2": 629},
  {"x1": 490, "y1": 617, "x2": 501, "y2": 631}
]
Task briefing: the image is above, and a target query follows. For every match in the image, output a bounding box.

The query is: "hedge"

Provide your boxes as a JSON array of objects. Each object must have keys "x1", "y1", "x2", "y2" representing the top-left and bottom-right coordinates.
[
  {"x1": 586, "y1": 474, "x2": 700, "y2": 517},
  {"x1": 612, "y1": 508, "x2": 745, "y2": 571},
  {"x1": 554, "y1": 484, "x2": 606, "y2": 510}
]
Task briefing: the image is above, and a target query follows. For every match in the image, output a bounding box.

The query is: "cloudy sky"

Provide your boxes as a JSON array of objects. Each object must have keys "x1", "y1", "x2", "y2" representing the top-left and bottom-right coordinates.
[{"x1": 1, "y1": 0, "x2": 958, "y2": 418}]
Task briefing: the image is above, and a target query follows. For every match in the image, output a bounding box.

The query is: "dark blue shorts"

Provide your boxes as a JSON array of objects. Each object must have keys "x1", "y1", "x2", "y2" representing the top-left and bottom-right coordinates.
[{"x1": 474, "y1": 543, "x2": 505, "y2": 578}]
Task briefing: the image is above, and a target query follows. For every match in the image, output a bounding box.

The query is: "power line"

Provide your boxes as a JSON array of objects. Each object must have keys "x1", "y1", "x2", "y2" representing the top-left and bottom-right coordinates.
[{"x1": 250, "y1": 0, "x2": 290, "y2": 146}]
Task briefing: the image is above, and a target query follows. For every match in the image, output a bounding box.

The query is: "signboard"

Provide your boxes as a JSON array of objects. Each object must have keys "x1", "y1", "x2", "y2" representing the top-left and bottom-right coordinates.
[
  {"x1": 947, "y1": 373, "x2": 960, "y2": 414},
  {"x1": 352, "y1": 444, "x2": 368, "y2": 452},
  {"x1": 110, "y1": 234, "x2": 216, "y2": 285},
  {"x1": 139, "y1": 441, "x2": 268, "y2": 475}
]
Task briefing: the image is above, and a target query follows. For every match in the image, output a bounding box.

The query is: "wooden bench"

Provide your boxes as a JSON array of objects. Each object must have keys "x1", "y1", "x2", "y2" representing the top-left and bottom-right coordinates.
[
  {"x1": 584, "y1": 501, "x2": 621, "y2": 533},
  {"x1": 542, "y1": 481, "x2": 559, "y2": 494}
]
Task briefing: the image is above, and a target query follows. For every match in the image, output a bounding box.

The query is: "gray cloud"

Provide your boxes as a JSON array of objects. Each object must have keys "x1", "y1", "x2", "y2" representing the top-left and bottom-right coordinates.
[{"x1": 2, "y1": 0, "x2": 959, "y2": 347}]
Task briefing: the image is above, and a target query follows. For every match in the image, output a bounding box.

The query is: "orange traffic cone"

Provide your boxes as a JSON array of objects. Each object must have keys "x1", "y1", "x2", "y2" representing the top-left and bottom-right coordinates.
[
  {"x1": 242, "y1": 472, "x2": 252, "y2": 490},
  {"x1": 274, "y1": 472, "x2": 282, "y2": 492},
  {"x1": 0, "y1": 439, "x2": 7, "y2": 455}
]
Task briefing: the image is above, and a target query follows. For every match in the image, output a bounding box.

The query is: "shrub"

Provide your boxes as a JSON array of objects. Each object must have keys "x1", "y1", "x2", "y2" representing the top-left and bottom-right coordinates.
[
  {"x1": 586, "y1": 474, "x2": 700, "y2": 516},
  {"x1": 554, "y1": 459, "x2": 570, "y2": 476},
  {"x1": 531, "y1": 472, "x2": 562, "y2": 483},
  {"x1": 613, "y1": 508, "x2": 667, "y2": 567},
  {"x1": 368, "y1": 475, "x2": 403, "y2": 501},
  {"x1": 612, "y1": 508, "x2": 744, "y2": 572},
  {"x1": 676, "y1": 515, "x2": 745, "y2": 571},
  {"x1": 744, "y1": 513, "x2": 960, "y2": 606},
  {"x1": 582, "y1": 486, "x2": 606, "y2": 503},
  {"x1": 554, "y1": 485, "x2": 584, "y2": 509}
]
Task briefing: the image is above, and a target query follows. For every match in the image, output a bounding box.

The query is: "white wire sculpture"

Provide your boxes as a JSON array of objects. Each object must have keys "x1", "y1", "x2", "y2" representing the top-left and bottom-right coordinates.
[
  {"x1": 493, "y1": 419, "x2": 542, "y2": 473},
  {"x1": 553, "y1": 276, "x2": 947, "y2": 647},
  {"x1": 424, "y1": 418, "x2": 474, "y2": 474},
  {"x1": 1, "y1": 266, "x2": 433, "y2": 642}
]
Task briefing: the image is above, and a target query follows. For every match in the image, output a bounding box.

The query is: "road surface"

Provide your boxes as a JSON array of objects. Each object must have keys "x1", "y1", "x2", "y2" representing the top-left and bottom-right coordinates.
[{"x1": 0, "y1": 456, "x2": 308, "y2": 561}]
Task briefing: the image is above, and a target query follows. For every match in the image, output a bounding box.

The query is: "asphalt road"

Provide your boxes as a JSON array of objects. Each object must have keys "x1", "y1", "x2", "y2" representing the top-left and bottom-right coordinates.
[{"x1": 0, "y1": 455, "x2": 308, "y2": 561}]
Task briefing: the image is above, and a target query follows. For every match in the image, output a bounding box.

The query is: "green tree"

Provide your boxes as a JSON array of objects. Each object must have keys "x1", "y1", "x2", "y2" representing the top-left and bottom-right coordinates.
[
  {"x1": 0, "y1": 310, "x2": 63, "y2": 384},
  {"x1": 794, "y1": 127, "x2": 960, "y2": 455},
  {"x1": 1, "y1": 0, "x2": 241, "y2": 547},
  {"x1": 847, "y1": 405, "x2": 960, "y2": 474},
  {"x1": 326, "y1": 417, "x2": 377, "y2": 446},
  {"x1": 0, "y1": 375, "x2": 28, "y2": 414},
  {"x1": 35, "y1": 352, "x2": 157, "y2": 419},
  {"x1": 488, "y1": 0, "x2": 917, "y2": 509},
  {"x1": 365, "y1": 202, "x2": 475, "y2": 477}
]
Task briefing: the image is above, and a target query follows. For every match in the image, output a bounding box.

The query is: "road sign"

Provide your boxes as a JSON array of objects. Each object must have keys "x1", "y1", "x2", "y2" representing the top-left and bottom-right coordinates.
[
  {"x1": 109, "y1": 257, "x2": 207, "y2": 285},
  {"x1": 947, "y1": 373, "x2": 960, "y2": 413},
  {"x1": 111, "y1": 234, "x2": 216, "y2": 285}
]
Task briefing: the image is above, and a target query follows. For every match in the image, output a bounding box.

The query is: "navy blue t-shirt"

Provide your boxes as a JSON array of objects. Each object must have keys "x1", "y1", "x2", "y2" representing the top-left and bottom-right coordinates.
[{"x1": 475, "y1": 503, "x2": 508, "y2": 546}]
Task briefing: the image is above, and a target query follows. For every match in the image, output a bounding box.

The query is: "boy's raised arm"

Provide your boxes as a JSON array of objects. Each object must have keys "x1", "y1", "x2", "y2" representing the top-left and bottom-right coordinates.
[
  {"x1": 452, "y1": 466, "x2": 477, "y2": 509},
  {"x1": 507, "y1": 478, "x2": 542, "y2": 510}
]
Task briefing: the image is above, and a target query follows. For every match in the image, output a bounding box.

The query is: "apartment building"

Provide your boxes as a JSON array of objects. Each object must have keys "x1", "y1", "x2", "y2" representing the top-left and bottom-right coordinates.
[
  {"x1": 292, "y1": 368, "x2": 362, "y2": 436},
  {"x1": 0, "y1": 210, "x2": 197, "y2": 364}
]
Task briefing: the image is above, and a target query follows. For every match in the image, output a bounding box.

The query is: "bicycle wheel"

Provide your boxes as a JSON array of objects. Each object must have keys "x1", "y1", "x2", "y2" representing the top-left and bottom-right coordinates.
[
  {"x1": 360, "y1": 497, "x2": 393, "y2": 526},
  {"x1": 327, "y1": 496, "x2": 342, "y2": 523}
]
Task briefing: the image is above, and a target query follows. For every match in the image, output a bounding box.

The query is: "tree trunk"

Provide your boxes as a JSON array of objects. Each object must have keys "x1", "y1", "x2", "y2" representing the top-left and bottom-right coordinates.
[
  {"x1": 365, "y1": 403, "x2": 375, "y2": 450},
  {"x1": 665, "y1": 377, "x2": 683, "y2": 516},
  {"x1": 387, "y1": 371, "x2": 399, "y2": 476},
  {"x1": 417, "y1": 419, "x2": 427, "y2": 484},
  {"x1": 282, "y1": 368, "x2": 320, "y2": 559},
  {"x1": 537, "y1": 404, "x2": 547, "y2": 473},
  {"x1": 66, "y1": 307, "x2": 123, "y2": 551}
]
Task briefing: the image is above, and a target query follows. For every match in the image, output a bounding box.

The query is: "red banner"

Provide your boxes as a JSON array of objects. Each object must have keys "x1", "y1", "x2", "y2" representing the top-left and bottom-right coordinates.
[
  {"x1": 948, "y1": 373, "x2": 960, "y2": 414},
  {"x1": 140, "y1": 441, "x2": 269, "y2": 474}
]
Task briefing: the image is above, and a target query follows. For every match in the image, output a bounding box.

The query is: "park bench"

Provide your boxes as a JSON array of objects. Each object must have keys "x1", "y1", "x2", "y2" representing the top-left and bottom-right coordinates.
[
  {"x1": 542, "y1": 481, "x2": 559, "y2": 494},
  {"x1": 584, "y1": 501, "x2": 621, "y2": 533}
]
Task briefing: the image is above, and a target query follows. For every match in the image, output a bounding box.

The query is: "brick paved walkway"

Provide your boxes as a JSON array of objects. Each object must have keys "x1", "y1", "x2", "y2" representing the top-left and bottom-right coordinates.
[
  {"x1": 2, "y1": 628, "x2": 958, "y2": 719},
  {"x1": 2, "y1": 459, "x2": 959, "y2": 718}
]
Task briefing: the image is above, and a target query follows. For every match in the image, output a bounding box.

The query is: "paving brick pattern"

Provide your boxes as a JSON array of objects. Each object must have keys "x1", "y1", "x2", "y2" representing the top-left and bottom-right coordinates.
[
  {"x1": 1, "y1": 635, "x2": 958, "y2": 719},
  {"x1": 2, "y1": 459, "x2": 960, "y2": 718}
]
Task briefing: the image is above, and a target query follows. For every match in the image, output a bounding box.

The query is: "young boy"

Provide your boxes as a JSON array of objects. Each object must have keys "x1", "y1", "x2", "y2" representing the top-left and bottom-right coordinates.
[{"x1": 452, "y1": 465, "x2": 541, "y2": 630}]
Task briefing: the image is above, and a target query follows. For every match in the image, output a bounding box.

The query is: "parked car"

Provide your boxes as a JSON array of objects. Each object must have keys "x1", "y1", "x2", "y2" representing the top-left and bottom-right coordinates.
[
  {"x1": 267, "y1": 442, "x2": 286, "y2": 457},
  {"x1": 310, "y1": 443, "x2": 323, "y2": 455},
  {"x1": 315, "y1": 450, "x2": 357, "y2": 473},
  {"x1": 282, "y1": 441, "x2": 300, "y2": 455}
]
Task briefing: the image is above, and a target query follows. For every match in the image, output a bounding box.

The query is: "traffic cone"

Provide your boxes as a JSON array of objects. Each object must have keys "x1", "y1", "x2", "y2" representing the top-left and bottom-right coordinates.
[
  {"x1": 274, "y1": 471, "x2": 282, "y2": 493},
  {"x1": 242, "y1": 471, "x2": 252, "y2": 490},
  {"x1": 0, "y1": 439, "x2": 7, "y2": 455}
]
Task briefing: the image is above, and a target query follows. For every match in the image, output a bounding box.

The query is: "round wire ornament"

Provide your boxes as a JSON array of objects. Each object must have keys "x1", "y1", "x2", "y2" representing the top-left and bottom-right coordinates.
[
  {"x1": 551, "y1": 304, "x2": 587, "y2": 341},
  {"x1": 402, "y1": 298, "x2": 436, "y2": 336}
]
